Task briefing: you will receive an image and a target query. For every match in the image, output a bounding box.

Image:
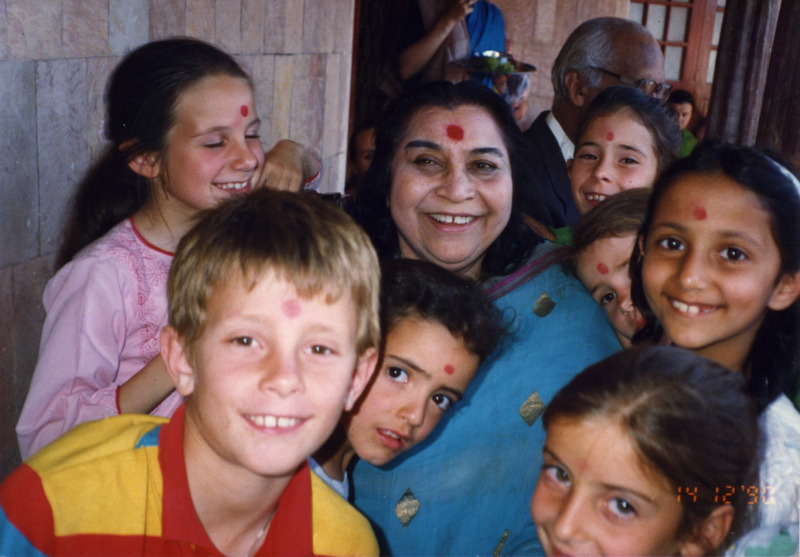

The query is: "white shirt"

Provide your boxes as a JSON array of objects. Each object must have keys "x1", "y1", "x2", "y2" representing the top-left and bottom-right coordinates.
[{"x1": 546, "y1": 111, "x2": 574, "y2": 162}]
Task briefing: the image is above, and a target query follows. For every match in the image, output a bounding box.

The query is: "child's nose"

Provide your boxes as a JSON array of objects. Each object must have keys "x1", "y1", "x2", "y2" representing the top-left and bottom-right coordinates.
[
  {"x1": 397, "y1": 394, "x2": 426, "y2": 428},
  {"x1": 552, "y1": 491, "x2": 589, "y2": 545},
  {"x1": 259, "y1": 350, "x2": 304, "y2": 397},
  {"x1": 232, "y1": 139, "x2": 259, "y2": 172},
  {"x1": 591, "y1": 157, "x2": 613, "y2": 182},
  {"x1": 676, "y1": 249, "x2": 709, "y2": 291}
]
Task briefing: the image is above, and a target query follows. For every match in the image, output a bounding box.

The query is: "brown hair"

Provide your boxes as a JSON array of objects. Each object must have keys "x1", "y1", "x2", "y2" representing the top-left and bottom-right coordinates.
[
  {"x1": 544, "y1": 345, "x2": 759, "y2": 553},
  {"x1": 563, "y1": 187, "x2": 651, "y2": 275},
  {"x1": 167, "y1": 190, "x2": 381, "y2": 357}
]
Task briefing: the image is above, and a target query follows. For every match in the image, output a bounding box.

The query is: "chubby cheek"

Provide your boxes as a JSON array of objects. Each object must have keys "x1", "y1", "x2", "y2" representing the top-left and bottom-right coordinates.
[{"x1": 413, "y1": 410, "x2": 442, "y2": 446}]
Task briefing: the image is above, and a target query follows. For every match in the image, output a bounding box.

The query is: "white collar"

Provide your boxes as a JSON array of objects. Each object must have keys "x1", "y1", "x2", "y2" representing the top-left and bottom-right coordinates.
[{"x1": 545, "y1": 111, "x2": 574, "y2": 162}]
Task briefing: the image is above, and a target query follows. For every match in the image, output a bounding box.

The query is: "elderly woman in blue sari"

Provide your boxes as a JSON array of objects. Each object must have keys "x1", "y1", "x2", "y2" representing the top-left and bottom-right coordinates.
[{"x1": 351, "y1": 80, "x2": 620, "y2": 556}]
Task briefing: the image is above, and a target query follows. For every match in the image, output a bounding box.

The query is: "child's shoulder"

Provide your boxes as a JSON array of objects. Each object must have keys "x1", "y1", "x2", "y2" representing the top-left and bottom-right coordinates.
[
  {"x1": 74, "y1": 218, "x2": 171, "y2": 264},
  {"x1": 26, "y1": 413, "x2": 169, "y2": 476},
  {"x1": 46, "y1": 219, "x2": 172, "y2": 301},
  {"x1": 309, "y1": 470, "x2": 379, "y2": 556}
]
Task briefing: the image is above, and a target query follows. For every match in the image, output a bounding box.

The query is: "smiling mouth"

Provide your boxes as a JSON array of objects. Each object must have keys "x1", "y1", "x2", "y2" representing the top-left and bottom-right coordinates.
[
  {"x1": 669, "y1": 297, "x2": 716, "y2": 316},
  {"x1": 245, "y1": 414, "x2": 303, "y2": 428},
  {"x1": 429, "y1": 213, "x2": 475, "y2": 225},
  {"x1": 216, "y1": 180, "x2": 250, "y2": 191},
  {"x1": 583, "y1": 192, "x2": 607, "y2": 204}
]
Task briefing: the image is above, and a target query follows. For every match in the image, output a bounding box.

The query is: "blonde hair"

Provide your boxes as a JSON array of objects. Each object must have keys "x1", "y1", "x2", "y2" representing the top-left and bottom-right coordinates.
[{"x1": 167, "y1": 190, "x2": 381, "y2": 356}]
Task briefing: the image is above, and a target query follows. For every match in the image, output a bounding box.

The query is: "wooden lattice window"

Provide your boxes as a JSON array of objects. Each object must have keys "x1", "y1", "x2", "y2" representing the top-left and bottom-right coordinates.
[{"x1": 629, "y1": 0, "x2": 726, "y2": 118}]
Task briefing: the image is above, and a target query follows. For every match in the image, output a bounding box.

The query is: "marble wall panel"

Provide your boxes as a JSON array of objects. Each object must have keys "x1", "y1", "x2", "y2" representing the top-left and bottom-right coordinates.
[
  {"x1": 263, "y1": 0, "x2": 288, "y2": 53},
  {"x1": 0, "y1": 0, "x2": 9, "y2": 60},
  {"x1": 242, "y1": 0, "x2": 267, "y2": 55},
  {"x1": 150, "y1": 0, "x2": 186, "y2": 39},
  {"x1": 1, "y1": 0, "x2": 356, "y2": 479},
  {"x1": 271, "y1": 54, "x2": 295, "y2": 141},
  {"x1": 186, "y1": 0, "x2": 216, "y2": 44},
  {"x1": 284, "y1": 0, "x2": 303, "y2": 54},
  {"x1": 215, "y1": 0, "x2": 243, "y2": 55},
  {"x1": 0, "y1": 61, "x2": 38, "y2": 269},
  {"x1": 6, "y1": 0, "x2": 61, "y2": 59},
  {"x1": 36, "y1": 58, "x2": 89, "y2": 255},
  {"x1": 109, "y1": 0, "x2": 149, "y2": 55},
  {"x1": 288, "y1": 54, "x2": 324, "y2": 154},
  {"x1": 62, "y1": 0, "x2": 110, "y2": 57},
  {"x1": 322, "y1": 52, "x2": 343, "y2": 159}
]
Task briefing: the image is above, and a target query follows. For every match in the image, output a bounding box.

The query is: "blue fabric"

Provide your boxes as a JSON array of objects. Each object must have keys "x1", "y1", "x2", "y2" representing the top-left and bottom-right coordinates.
[
  {"x1": 467, "y1": 0, "x2": 505, "y2": 55},
  {"x1": 351, "y1": 243, "x2": 621, "y2": 556},
  {"x1": 0, "y1": 506, "x2": 47, "y2": 557},
  {"x1": 466, "y1": 0, "x2": 506, "y2": 91}
]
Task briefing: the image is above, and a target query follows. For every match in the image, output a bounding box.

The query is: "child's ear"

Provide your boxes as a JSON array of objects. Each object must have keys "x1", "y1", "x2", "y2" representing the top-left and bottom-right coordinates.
[
  {"x1": 344, "y1": 347, "x2": 379, "y2": 412},
  {"x1": 564, "y1": 70, "x2": 590, "y2": 108},
  {"x1": 160, "y1": 326, "x2": 196, "y2": 397},
  {"x1": 678, "y1": 505, "x2": 734, "y2": 556},
  {"x1": 566, "y1": 157, "x2": 574, "y2": 178},
  {"x1": 121, "y1": 140, "x2": 161, "y2": 179},
  {"x1": 768, "y1": 269, "x2": 800, "y2": 311}
]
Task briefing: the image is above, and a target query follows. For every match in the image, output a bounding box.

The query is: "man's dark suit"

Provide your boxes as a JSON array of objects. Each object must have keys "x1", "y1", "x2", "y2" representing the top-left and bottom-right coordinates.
[{"x1": 520, "y1": 111, "x2": 581, "y2": 228}]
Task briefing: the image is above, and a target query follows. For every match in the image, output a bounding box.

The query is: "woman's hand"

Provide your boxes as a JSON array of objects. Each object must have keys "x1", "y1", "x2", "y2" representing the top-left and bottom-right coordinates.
[{"x1": 258, "y1": 140, "x2": 319, "y2": 192}]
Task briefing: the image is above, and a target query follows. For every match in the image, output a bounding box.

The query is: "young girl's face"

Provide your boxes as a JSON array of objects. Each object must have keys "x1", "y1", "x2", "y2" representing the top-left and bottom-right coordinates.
[
  {"x1": 641, "y1": 171, "x2": 798, "y2": 371},
  {"x1": 575, "y1": 234, "x2": 644, "y2": 348},
  {"x1": 153, "y1": 74, "x2": 265, "y2": 216},
  {"x1": 345, "y1": 316, "x2": 480, "y2": 466},
  {"x1": 531, "y1": 416, "x2": 688, "y2": 556},
  {"x1": 569, "y1": 110, "x2": 659, "y2": 215}
]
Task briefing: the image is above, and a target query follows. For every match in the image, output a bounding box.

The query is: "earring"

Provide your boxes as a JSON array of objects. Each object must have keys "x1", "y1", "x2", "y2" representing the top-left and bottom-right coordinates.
[{"x1": 385, "y1": 198, "x2": 390, "y2": 208}]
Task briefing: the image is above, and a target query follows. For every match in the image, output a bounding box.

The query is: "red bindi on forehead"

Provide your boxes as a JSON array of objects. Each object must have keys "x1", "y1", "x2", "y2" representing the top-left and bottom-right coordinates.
[
  {"x1": 596, "y1": 262, "x2": 609, "y2": 275},
  {"x1": 444, "y1": 364, "x2": 455, "y2": 375},
  {"x1": 605, "y1": 131, "x2": 614, "y2": 141},
  {"x1": 282, "y1": 299, "x2": 301, "y2": 318},
  {"x1": 691, "y1": 202, "x2": 707, "y2": 220},
  {"x1": 446, "y1": 125, "x2": 464, "y2": 141},
  {"x1": 240, "y1": 105, "x2": 248, "y2": 117}
]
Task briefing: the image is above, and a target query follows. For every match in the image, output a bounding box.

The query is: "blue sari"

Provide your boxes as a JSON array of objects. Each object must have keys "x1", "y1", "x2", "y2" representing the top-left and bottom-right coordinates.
[{"x1": 351, "y1": 243, "x2": 621, "y2": 556}]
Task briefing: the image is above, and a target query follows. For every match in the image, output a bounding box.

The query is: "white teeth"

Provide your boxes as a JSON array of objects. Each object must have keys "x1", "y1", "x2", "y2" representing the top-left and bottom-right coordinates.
[
  {"x1": 585, "y1": 193, "x2": 607, "y2": 203},
  {"x1": 381, "y1": 429, "x2": 401, "y2": 440},
  {"x1": 247, "y1": 414, "x2": 300, "y2": 428},
  {"x1": 671, "y1": 300, "x2": 702, "y2": 315},
  {"x1": 430, "y1": 214, "x2": 475, "y2": 224},
  {"x1": 217, "y1": 181, "x2": 248, "y2": 191}
]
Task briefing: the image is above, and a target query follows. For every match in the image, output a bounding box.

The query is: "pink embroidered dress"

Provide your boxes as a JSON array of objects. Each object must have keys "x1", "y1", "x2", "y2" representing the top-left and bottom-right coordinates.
[{"x1": 16, "y1": 218, "x2": 183, "y2": 459}]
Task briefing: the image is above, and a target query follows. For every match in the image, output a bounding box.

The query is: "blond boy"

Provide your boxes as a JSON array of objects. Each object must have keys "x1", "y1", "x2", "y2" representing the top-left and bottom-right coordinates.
[{"x1": 0, "y1": 190, "x2": 380, "y2": 556}]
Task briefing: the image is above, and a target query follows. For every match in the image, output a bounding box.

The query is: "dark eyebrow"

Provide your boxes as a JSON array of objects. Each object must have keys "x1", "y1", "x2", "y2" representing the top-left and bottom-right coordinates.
[
  {"x1": 405, "y1": 139, "x2": 441, "y2": 151},
  {"x1": 386, "y1": 354, "x2": 464, "y2": 401},
  {"x1": 471, "y1": 146, "x2": 505, "y2": 158},
  {"x1": 652, "y1": 221, "x2": 766, "y2": 249},
  {"x1": 404, "y1": 140, "x2": 505, "y2": 159},
  {"x1": 578, "y1": 139, "x2": 646, "y2": 157},
  {"x1": 191, "y1": 118, "x2": 261, "y2": 138}
]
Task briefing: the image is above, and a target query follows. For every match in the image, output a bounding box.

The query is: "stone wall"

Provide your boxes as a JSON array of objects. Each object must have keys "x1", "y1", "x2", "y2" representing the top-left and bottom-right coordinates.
[{"x1": 0, "y1": 0, "x2": 354, "y2": 480}]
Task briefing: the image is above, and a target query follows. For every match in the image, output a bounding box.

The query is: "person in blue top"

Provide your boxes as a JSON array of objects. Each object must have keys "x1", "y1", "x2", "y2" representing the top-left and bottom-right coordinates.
[{"x1": 351, "y1": 79, "x2": 621, "y2": 556}]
